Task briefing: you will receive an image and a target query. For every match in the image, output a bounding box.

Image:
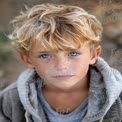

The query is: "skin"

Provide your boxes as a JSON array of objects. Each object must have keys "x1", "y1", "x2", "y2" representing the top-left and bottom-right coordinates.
[{"x1": 20, "y1": 43, "x2": 101, "y2": 113}]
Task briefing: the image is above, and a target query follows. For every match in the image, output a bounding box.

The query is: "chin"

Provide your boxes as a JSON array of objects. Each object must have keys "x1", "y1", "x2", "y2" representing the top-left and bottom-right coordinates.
[{"x1": 54, "y1": 82, "x2": 77, "y2": 91}]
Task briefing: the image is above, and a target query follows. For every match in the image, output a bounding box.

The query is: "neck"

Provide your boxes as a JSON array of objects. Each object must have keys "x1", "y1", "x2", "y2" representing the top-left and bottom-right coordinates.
[{"x1": 42, "y1": 80, "x2": 89, "y2": 114}]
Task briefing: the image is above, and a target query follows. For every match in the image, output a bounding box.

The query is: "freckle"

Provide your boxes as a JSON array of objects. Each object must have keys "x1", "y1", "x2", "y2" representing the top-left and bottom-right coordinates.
[{"x1": 45, "y1": 71, "x2": 49, "y2": 75}]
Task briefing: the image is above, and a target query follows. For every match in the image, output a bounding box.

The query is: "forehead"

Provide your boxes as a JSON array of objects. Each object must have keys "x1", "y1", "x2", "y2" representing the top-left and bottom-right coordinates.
[{"x1": 30, "y1": 41, "x2": 89, "y2": 54}]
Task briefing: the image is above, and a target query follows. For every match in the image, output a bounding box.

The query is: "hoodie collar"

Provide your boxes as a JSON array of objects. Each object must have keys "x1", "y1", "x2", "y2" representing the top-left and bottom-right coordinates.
[
  {"x1": 17, "y1": 69, "x2": 46, "y2": 122},
  {"x1": 17, "y1": 57, "x2": 122, "y2": 122}
]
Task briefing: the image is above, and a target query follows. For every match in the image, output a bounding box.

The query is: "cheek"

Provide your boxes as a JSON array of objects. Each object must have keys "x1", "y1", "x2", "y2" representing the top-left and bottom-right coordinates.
[
  {"x1": 73, "y1": 57, "x2": 90, "y2": 74},
  {"x1": 35, "y1": 62, "x2": 58, "y2": 78},
  {"x1": 33, "y1": 62, "x2": 48, "y2": 77},
  {"x1": 78, "y1": 63, "x2": 89, "y2": 73}
]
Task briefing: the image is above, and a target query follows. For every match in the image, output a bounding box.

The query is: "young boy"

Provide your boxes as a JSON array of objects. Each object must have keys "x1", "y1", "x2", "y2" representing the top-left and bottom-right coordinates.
[{"x1": 0, "y1": 3, "x2": 122, "y2": 122}]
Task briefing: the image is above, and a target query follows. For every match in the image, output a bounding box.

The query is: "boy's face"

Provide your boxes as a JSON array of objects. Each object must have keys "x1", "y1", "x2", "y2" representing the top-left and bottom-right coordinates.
[{"x1": 20, "y1": 44, "x2": 101, "y2": 91}]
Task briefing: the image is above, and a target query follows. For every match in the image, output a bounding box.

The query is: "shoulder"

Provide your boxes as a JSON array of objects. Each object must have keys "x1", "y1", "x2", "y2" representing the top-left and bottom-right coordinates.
[
  {"x1": 0, "y1": 82, "x2": 19, "y2": 100},
  {"x1": 0, "y1": 82, "x2": 20, "y2": 109},
  {"x1": 0, "y1": 82, "x2": 24, "y2": 108},
  {"x1": 0, "y1": 82, "x2": 25, "y2": 120},
  {"x1": 103, "y1": 92, "x2": 122, "y2": 121}
]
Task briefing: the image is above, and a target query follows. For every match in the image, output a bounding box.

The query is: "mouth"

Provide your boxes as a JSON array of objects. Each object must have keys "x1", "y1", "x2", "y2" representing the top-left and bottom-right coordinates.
[{"x1": 52, "y1": 75, "x2": 74, "y2": 80}]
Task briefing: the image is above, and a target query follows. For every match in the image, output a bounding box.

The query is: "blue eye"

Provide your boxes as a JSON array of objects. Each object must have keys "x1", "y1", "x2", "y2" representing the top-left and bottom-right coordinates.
[
  {"x1": 39, "y1": 54, "x2": 51, "y2": 59},
  {"x1": 68, "y1": 52, "x2": 80, "y2": 56}
]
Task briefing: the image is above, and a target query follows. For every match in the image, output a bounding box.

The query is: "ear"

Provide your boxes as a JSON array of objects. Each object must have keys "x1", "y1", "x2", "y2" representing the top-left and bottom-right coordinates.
[
  {"x1": 89, "y1": 46, "x2": 102, "y2": 65},
  {"x1": 19, "y1": 53, "x2": 34, "y2": 69}
]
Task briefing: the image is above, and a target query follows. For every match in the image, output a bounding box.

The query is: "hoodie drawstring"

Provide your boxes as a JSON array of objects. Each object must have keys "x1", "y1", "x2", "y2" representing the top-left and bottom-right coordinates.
[
  {"x1": 25, "y1": 111, "x2": 30, "y2": 122},
  {"x1": 99, "y1": 117, "x2": 104, "y2": 122}
]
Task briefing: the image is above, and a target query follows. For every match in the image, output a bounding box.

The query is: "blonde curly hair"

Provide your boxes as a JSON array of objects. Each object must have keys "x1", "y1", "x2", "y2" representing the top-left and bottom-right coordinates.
[{"x1": 11, "y1": 3, "x2": 103, "y2": 56}]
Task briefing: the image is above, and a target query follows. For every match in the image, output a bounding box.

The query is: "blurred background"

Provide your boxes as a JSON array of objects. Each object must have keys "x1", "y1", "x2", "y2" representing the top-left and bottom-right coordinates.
[{"x1": 0, "y1": 0, "x2": 122, "y2": 90}]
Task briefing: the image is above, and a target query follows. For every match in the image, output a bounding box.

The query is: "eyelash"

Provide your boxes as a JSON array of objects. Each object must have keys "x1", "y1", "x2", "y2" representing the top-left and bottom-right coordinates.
[
  {"x1": 38, "y1": 51, "x2": 80, "y2": 59},
  {"x1": 68, "y1": 52, "x2": 80, "y2": 56},
  {"x1": 39, "y1": 54, "x2": 51, "y2": 59}
]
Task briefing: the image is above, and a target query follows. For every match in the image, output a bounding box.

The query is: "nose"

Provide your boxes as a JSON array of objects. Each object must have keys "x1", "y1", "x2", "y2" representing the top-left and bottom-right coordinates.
[{"x1": 54, "y1": 56, "x2": 70, "y2": 70}]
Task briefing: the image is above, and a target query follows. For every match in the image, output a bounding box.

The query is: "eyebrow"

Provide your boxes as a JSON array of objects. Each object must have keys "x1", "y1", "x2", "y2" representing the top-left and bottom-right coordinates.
[
  {"x1": 32, "y1": 51, "x2": 51, "y2": 54},
  {"x1": 38, "y1": 51, "x2": 51, "y2": 53},
  {"x1": 32, "y1": 48, "x2": 80, "y2": 54}
]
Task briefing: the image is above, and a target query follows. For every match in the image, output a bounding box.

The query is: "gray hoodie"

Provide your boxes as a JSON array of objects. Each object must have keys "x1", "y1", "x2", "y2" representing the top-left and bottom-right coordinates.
[{"x1": 0, "y1": 57, "x2": 122, "y2": 122}]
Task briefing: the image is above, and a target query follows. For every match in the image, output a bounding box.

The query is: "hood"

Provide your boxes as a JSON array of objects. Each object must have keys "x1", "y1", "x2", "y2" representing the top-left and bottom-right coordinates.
[
  {"x1": 83, "y1": 57, "x2": 122, "y2": 122},
  {"x1": 17, "y1": 57, "x2": 122, "y2": 122}
]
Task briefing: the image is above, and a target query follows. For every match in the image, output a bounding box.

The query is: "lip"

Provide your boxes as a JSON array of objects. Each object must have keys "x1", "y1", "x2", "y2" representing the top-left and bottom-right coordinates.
[{"x1": 52, "y1": 75, "x2": 74, "y2": 80}]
